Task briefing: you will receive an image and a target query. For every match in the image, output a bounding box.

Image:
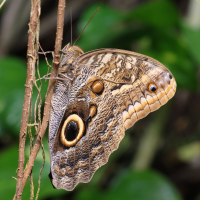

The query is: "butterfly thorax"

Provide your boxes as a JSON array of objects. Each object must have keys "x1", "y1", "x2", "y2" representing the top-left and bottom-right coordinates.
[{"x1": 58, "y1": 44, "x2": 85, "y2": 80}]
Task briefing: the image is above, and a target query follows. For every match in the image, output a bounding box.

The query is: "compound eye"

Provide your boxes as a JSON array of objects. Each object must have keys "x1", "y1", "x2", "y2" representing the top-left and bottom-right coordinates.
[
  {"x1": 60, "y1": 114, "x2": 85, "y2": 147},
  {"x1": 148, "y1": 83, "x2": 157, "y2": 92}
]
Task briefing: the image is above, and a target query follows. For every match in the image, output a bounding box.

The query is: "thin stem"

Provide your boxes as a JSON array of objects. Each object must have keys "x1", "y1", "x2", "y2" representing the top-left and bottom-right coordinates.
[
  {"x1": 17, "y1": 0, "x2": 66, "y2": 194},
  {"x1": 14, "y1": 0, "x2": 40, "y2": 199}
]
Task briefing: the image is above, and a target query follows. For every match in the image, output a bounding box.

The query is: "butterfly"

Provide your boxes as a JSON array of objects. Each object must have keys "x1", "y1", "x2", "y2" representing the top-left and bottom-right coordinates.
[{"x1": 48, "y1": 43, "x2": 176, "y2": 191}]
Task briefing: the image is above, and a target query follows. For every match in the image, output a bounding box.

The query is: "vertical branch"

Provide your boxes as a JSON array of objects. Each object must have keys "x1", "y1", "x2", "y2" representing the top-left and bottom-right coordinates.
[
  {"x1": 13, "y1": 0, "x2": 66, "y2": 198},
  {"x1": 15, "y1": 0, "x2": 40, "y2": 199}
]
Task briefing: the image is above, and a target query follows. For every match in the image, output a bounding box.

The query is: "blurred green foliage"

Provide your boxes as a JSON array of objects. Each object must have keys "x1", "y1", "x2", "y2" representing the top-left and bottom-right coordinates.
[
  {"x1": 0, "y1": 57, "x2": 26, "y2": 135},
  {"x1": 75, "y1": 170, "x2": 182, "y2": 200},
  {"x1": 0, "y1": 58, "x2": 49, "y2": 136},
  {"x1": 0, "y1": 0, "x2": 199, "y2": 199}
]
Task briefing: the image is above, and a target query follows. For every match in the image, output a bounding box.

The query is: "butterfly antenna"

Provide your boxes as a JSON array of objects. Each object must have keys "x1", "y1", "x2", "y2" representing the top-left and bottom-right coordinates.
[
  {"x1": 38, "y1": 43, "x2": 52, "y2": 68},
  {"x1": 70, "y1": 7, "x2": 72, "y2": 45},
  {"x1": 73, "y1": 7, "x2": 100, "y2": 46}
]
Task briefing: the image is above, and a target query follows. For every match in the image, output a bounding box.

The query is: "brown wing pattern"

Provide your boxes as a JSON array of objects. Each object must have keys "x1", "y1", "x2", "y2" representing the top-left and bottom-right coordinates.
[
  {"x1": 77, "y1": 49, "x2": 176, "y2": 130},
  {"x1": 49, "y1": 63, "x2": 124, "y2": 191},
  {"x1": 49, "y1": 45, "x2": 176, "y2": 191}
]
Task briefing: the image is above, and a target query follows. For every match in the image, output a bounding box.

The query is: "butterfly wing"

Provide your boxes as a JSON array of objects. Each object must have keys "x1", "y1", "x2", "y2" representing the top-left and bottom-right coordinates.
[
  {"x1": 77, "y1": 49, "x2": 176, "y2": 130},
  {"x1": 49, "y1": 63, "x2": 125, "y2": 191},
  {"x1": 49, "y1": 48, "x2": 176, "y2": 191}
]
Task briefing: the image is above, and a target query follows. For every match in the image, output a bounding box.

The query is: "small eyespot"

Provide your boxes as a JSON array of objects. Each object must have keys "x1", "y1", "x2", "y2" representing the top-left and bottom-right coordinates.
[
  {"x1": 148, "y1": 83, "x2": 157, "y2": 92},
  {"x1": 91, "y1": 80, "x2": 104, "y2": 94},
  {"x1": 87, "y1": 117, "x2": 92, "y2": 122},
  {"x1": 60, "y1": 114, "x2": 85, "y2": 147},
  {"x1": 168, "y1": 73, "x2": 172, "y2": 79},
  {"x1": 89, "y1": 104, "x2": 97, "y2": 118}
]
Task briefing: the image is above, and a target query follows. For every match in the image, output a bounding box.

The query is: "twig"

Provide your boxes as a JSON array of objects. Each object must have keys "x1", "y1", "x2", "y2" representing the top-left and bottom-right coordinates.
[
  {"x1": 15, "y1": 0, "x2": 66, "y2": 196},
  {"x1": 39, "y1": 43, "x2": 52, "y2": 68},
  {"x1": 14, "y1": 0, "x2": 40, "y2": 199},
  {"x1": 0, "y1": 0, "x2": 6, "y2": 9}
]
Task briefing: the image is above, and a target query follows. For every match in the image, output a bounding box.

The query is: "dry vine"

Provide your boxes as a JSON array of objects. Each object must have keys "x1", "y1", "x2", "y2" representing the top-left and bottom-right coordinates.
[
  {"x1": 14, "y1": 0, "x2": 66, "y2": 199},
  {"x1": 0, "y1": 0, "x2": 6, "y2": 9}
]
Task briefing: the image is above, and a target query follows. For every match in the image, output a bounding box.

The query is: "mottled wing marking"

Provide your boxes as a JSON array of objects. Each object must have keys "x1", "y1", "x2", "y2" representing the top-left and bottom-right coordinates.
[
  {"x1": 49, "y1": 47, "x2": 176, "y2": 191},
  {"x1": 49, "y1": 65, "x2": 124, "y2": 191},
  {"x1": 77, "y1": 49, "x2": 176, "y2": 130}
]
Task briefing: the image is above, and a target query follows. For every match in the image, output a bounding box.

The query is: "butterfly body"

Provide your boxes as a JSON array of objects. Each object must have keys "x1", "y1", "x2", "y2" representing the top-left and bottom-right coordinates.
[{"x1": 49, "y1": 44, "x2": 176, "y2": 191}]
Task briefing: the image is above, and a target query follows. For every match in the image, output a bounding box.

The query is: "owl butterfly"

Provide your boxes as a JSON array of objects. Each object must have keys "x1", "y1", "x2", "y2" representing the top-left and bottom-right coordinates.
[{"x1": 48, "y1": 43, "x2": 176, "y2": 191}]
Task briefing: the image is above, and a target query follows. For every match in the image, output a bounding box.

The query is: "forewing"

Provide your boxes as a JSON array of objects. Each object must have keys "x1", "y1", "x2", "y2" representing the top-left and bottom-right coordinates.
[{"x1": 77, "y1": 49, "x2": 177, "y2": 130}]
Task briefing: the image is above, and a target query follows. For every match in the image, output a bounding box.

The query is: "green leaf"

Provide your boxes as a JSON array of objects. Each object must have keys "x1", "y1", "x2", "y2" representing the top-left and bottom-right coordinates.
[
  {"x1": 76, "y1": 4, "x2": 126, "y2": 51},
  {"x1": 75, "y1": 170, "x2": 183, "y2": 200},
  {"x1": 0, "y1": 57, "x2": 26, "y2": 98},
  {"x1": 127, "y1": 0, "x2": 179, "y2": 28},
  {"x1": 181, "y1": 26, "x2": 200, "y2": 66},
  {"x1": 0, "y1": 146, "x2": 19, "y2": 200},
  {"x1": 109, "y1": 170, "x2": 182, "y2": 200},
  {"x1": 76, "y1": 0, "x2": 180, "y2": 52},
  {"x1": 0, "y1": 89, "x2": 25, "y2": 135},
  {"x1": 0, "y1": 57, "x2": 49, "y2": 136},
  {"x1": 0, "y1": 57, "x2": 26, "y2": 135}
]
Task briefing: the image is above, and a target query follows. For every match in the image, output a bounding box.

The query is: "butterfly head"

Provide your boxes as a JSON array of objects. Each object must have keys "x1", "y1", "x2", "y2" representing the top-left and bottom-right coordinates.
[
  {"x1": 58, "y1": 44, "x2": 85, "y2": 78},
  {"x1": 62, "y1": 43, "x2": 84, "y2": 58}
]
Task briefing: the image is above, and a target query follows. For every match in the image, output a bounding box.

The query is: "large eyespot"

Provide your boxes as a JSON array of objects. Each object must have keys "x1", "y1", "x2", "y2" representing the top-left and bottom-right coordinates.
[
  {"x1": 148, "y1": 83, "x2": 157, "y2": 92},
  {"x1": 60, "y1": 114, "x2": 85, "y2": 147},
  {"x1": 91, "y1": 80, "x2": 104, "y2": 94}
]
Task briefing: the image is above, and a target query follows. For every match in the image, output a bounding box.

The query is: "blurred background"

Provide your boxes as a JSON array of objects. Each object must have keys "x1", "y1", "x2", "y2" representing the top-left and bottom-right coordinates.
[{"x1": 0, "y1": 0, "x2": 200, "y2": 199}]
